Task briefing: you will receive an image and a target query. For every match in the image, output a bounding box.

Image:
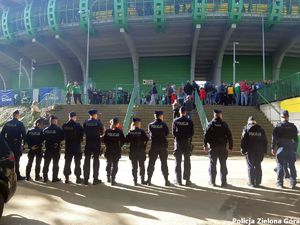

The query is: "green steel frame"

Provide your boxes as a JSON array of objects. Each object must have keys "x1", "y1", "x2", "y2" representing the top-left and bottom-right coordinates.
[
  {"x1": 47, "y1": 0, "x2": 60, "y2": 33},
  {"x1": 24, "y1": 3, "x2": 36, "y2": 36},
  {"x1": 266, "y1": 0, "x2": 283, "y2": 29},
  {"x1": 192, "y1": 0, "x2": 207, "y2": 25},
  {"x1": 80, "y1": 0, "x2": 94, "y2": 32},
  {"x1": 153, "y1": 0, "x2": 165, "y2": 31},
  {"x1": 114, "y1": 0, "x2": 128, "y2": 29},
  {"x1": 228, "y1": 0, "x2": 243, "y2": 24},
  {"x1": 1, "y1": 9, "x2": 14, "y2": 40}
]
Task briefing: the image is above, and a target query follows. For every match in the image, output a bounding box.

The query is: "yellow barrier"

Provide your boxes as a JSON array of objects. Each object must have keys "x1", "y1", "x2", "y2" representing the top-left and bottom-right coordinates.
[{"x1": 280, "y1": 97, "x2": 300, "y2": 113}]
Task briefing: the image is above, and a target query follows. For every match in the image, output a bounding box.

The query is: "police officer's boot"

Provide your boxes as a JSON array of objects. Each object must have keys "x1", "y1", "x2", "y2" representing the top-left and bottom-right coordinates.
[
  {"x1": 107, "y1": 176, "x2": 111, "y2": 183},
  {"x1": 43, "y1": 175, "x2": 49, "y2": 183},
  {"x1": 83, "y1": 179, "x2": 89, "y2": 185},
  {"x1": 133, "y1": 177, "x2": 138, "y2": 186},
  {"x1": 185, "y1": 180, "x2": 192, "y2": 186},
  {"x1": 164, "y1": 176, "x2": 171, "y2": 186},
  {"x1": 111, "y1": 177, "x2": 117, "y2": 186},
  {"x1": 76, "y1": 177, "x2": 84, "y2": 184},
  {"x1": 65, "y1": 176, "x2": 69, "y2": 184},
  {"x1": 52, "y1": 177, "x2": 61, "y2": 183},
  {"x1": 93, "y1": 178, "x2": 102, "y2": 185},
  {"x1": 141, "y1": 176, "x2": 147, "y2": 185},
  {"x1": 146, "y1": 176, "x2": 152, "y2": 186},
  {"x1": 26, "y1": 171, "x2": 32, "y2": 181},
  {"x1": 35, "y1": 175, "x2": 42, "y2": 181}
]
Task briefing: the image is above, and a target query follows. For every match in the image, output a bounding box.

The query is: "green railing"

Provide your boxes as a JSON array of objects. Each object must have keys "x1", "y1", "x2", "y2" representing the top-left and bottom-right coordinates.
[
  {"x1": 194, "y1": 92, "x2": 209, "y2": 131},
  {"x1": 257, "y1": 72, "x2": 300, "y2": 104},
  {"x1": 257, "y1": 91, "x2": 280, "y2": 115},
  {"x1": 123, "y1": 88, "x2": 137, "y2": 134}
]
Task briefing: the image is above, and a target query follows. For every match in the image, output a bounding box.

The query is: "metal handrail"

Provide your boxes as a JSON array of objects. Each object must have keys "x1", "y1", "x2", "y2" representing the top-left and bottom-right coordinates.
[
  {"x1": 123, "y1": 88, "x2": 136, "y2": 135},
  {"x1": 257, "y1": 90, "x2": 280, "y2": 115},
  {"x1": 194, "y1": 92, "x2": 209, "y2": 131}
]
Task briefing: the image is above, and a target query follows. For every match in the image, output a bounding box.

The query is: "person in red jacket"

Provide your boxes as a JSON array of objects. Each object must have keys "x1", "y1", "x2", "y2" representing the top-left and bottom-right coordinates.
[
  {"x1": 171, "y1": 92, "x2": 177, "y2": 104},
  {"x1": 199, "y1": 88, "x2": 207, "y2": 105}
]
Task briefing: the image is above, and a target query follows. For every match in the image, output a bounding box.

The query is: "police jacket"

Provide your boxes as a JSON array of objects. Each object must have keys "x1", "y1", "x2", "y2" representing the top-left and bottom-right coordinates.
[
  {"x1": 83, "y1": 118, "x2": 104, "y2": 145},
  {"x1": 125, "y1": 127, "x2": 149, "y2": 153},
  {"x1": 241, "y1": 123, "x2": 267, "y2": 155},
  {"x1": 204, "y1": 118, "x2": 233, "y2": 149},
  {"x1": 103, "y1": 128, "x2": 125, "y2": 153},
  {"x1": 172, "y1": 116, "x2": 194, "y2": 142},
  {"x1": 1, "y1": 118, "x2": 26, "y2": 144},
  {"x1": 62, "y1": 120, "x2": 84, "y2": 145},
  {"x1": 43, "y1": 125, "x2": 64, "y2": 149},
  {"x1": 272, "y1": 121, "x2": 298, "y2": 152},
  {"x1": 148, "y1": 119, "x2": 169, "y2": 145},
  {"x1": 0, "y1": 134, "x2": 11, "y2": 158},
  {"x1": 26, "y1": 127, "x2": 44, "y2": 149}
]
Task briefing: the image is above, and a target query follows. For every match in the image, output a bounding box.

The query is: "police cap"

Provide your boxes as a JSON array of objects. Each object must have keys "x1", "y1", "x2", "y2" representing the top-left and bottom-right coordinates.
[
  {"x1": 50, "y1": 115, "x2": 58, "y2": 121},
  {"x1": 154, "y1": 110, "x2": 164, "y2": 117},
  {"x1": 213, "y1": 109, "x2": 222, "y2": 114},
  {"x1": 132, "y1": 117, "x2": 141, "y2": 123},
  {"x1": 179, "y1": 107, "x2": 187, "y2": 113},
  {"x1": 110, "y1": 117, "x2": 119, "y2": 125},
  {"x1": 88, "y1": 109, "x2": 98, "y2": 115},
  {"x1": 13, "y1": 110, "x2": 20, "y2": 116},
  {"x1": 280, "y1": 110, "x2": 289, "y2": 117},
  {"x1": 69, "y1": 111, "x2": 76, "y2": 118}
]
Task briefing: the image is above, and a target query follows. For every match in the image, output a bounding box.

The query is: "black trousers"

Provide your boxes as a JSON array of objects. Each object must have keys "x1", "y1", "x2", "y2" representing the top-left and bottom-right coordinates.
[
  {"x1": 208, "y1": 148, "x2": 228, "y2": 184},
  {"x1": 105, "y1": 151, "x2": 121, "y2": 179},
  {"x1": 63, "y1": 152, "x2": 82, "y2": 178},
  {"x1": 147, "y1": 147, "x2": 169, "y2": 180},
  {"x1": 73, "y1": 94, "x2": 82, "y2": 104},
  {"x1": 8, "y1": 142, "x2": 22, "y2": 177},
  {"x1": 26, "y1": 149, "x2": 43, "y2": 178},
  {"x1": 174, "y1": 151, "x2": 191, "y2": 182},
  {"x1": 246, "y1": 151, "x2": 264, "y2": 185},
  {"x1": 43, "y1": 149, "x2": 60, "y2": 179},
  {"x1": 131, "y1": 157, "x2": 146, "y2": 181},
  {"x1": 83, "y1": 148, "x2": 100, "y2": 180},
  {"x1": 276, "y1": 150, "x2": 297, "y2": 186}
]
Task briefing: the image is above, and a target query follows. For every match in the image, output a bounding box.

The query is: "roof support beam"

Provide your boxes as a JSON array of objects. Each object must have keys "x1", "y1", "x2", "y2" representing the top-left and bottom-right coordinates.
[
  {"x1": 190, "y1": 24, "x2": 201, "y2": 81},
  {"x1": 272, "y1": 29, "x2": 300, "y2": 81},
  {"x1": 0, "y1": 65, "x2": 12, "y2": 90},
  {"x1": 0, "y1": 45, "x2": 31, "y2": 88},
  {"x1": 211, "y1": 24, "x2": 236, "y2": 84},
  {"x1": 33, "y1": 37, "x2": 83, "y2": 84},
  {"x1": 120, "y1": 28, "x2": 139, "y2": 103}
]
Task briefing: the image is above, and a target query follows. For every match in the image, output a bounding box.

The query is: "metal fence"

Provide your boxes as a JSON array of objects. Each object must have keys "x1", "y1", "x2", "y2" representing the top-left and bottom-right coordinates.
[{"x1": 257, "y1": 72, "x2": 300, "y2": 104}]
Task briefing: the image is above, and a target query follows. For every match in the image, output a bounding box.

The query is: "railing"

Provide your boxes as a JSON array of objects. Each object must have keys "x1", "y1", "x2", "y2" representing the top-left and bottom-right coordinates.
[
  {"x1": 194, "y1": 92, "x2": 209, "y2": 131},
  {"x1": 123, "y1": 88, "x2": 137, "y2": 134},
  {"x1": 257, "y1": 72, "x2": 300, "y2": 104}
]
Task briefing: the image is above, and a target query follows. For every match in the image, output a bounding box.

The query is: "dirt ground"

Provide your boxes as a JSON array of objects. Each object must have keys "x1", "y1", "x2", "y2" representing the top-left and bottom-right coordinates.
[{"x1": 1, "y1": 155, "x2": 300, "y2": 225}]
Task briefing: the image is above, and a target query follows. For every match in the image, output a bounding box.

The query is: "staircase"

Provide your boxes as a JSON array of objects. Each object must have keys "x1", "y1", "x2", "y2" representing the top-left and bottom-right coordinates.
[
  {"x1": 204, "y1": 105, "x2": 274, "y2": 153},
  {"x1": 132, "y1": 105, "x2": 204, "y2": 154},
  {"x1": 51, "y1": 104, "x2": 128, "y2": 128}
]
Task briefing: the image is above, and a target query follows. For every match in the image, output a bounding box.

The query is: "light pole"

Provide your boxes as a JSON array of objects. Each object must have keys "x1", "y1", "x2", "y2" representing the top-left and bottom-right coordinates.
[
  {"x1": 233, "y1": 42, "x2": 239, "y2": 83},
  {"x1": 30, "y1": 59, "x2": 36, "y2": 89},
  {"x1": 262, "y1": 16, "x2": 266, "y2": 81},
  {"x1": 79, "y1": 9, "x2": 90, "y2": 96},
  {"x1": 18, "y1": 58, "x2": 23, "y2": 89}
]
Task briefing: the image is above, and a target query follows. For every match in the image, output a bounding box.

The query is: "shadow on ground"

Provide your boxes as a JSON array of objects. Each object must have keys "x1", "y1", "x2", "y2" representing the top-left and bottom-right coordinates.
[{"x1": 0, "y1": 214, "x2": 50, "y2": 225}]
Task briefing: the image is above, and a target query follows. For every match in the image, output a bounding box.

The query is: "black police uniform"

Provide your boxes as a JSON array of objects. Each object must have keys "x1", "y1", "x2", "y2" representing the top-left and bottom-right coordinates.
[
  {"x1": 172, "y1": 115, "x2": 194, "y2": 185},
  {"x1": 204, "y1": 117, "x2": 233, "y2": 186},
  {"x1": 0, "y1": 134, "x2": 12, "y2": 159},
  {"x1": 1, "y1": 118, "x2": 26, "y2": 178},
  {"x1": 147, "y1": 117, "x2": 170, "y2": 184},
  {"x1": 241, "y1": 123, "x2": 268, "y2": 187},
  {"x1": 26, "y1": 126, "x2": 44, "y2": 180},
  {"x1": 62, "y1": 119, "x2": 84, "y2": 181},
  {"x1": 43, "y1": 124, "x2": 64, "y2": 181},
  {"x1": 272, "y1": 120, "x2": 298, "y2": 187},
  {"x1": 103, "y1": 128, "x2": 125, "y2": 184},
  {"x1": 83, "y1": 118, "x2": 104, "y2": 182},
  {"x1": 125, "y1": 127, "x2": 149, "y2": 184}
]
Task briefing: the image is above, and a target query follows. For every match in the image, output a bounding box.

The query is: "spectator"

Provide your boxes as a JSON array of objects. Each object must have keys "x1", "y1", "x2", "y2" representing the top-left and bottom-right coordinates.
[
  {"x1": 227, "y1": 84, "x2": 234, "y2": 105},
  {"x1": 30, "y1": 101, "x2": 41, "y2": 127},
  {"x1": 250, "y1": 82, "x2": 258, "y2": 106},
  {"x1": 73, "y1": 81, "x2": 82, "y2": 104},
  {"x1": 217, "y1": 82, "x2": 226, "y2": 105},
  {"x1": 192, "y1": 80, "x2": 200, "y2": 93},
  {"x1": 184, "y1": 81, "x2": 194, "y2": 96},
  {"x1": 149, "y1": 82, "x2": 158, "y2": 105},
  {"x1": 171, "y1": 91, "x2": 177, "y2": 104},
  {"x1": 234, "y1": 82, "x2": 241, "y2": 106},
  {"x1": 183, "y1": 95, "x2": 195, "y2": 120},
  {"x1": 240, "y1": 80, "x2": 249, "y2": 106},
  {"x1": 177, "y1": 87, "x2": 186, "y2": 106},
  {"x1": 172, "y1": 99, "x2": 180, "y2": 119},
  {"x1": 66, "y1": 81, "x2": 73, "y2": 105},
  {"x1": 199, "y1": 87, "x2": 206, "y2": 105},
  {"x1": 166, "y1": 84, "x2": 174, "y2": 105}
]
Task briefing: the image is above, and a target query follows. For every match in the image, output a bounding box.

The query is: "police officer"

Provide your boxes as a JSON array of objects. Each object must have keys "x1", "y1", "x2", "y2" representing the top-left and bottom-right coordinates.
[
  {"x1": 125, "y1": 118, "x2": 149, "y2": 185},
  {"x1": 204, "y1": 109, "x2": 233, "y2": 187},
  {"x1": 172, "y1": 107, "x2": 194, "y2": 186},
  {"x1": 1, "y1": 110, "x2": 26, "y2": 180},
  {"x1": 147, "y1": 111, "x2": 171, "y2": 186},
  {"x1": 42, "y1": 115, "x2": 64, "y2": 183},
  {"x1": 103, "y1": 117, "x2": 125, "y2": 186},
  {"x1": 272, "y1": 110, "x2": 298, "y2": 189},
  {"x1": 26, "y1": 119, "x2": 44, "y2": 181},
  {"x1": 62, "y1": 112, "x2": 84, "y2": 184},
  {"x1": 241, "y1": 116, "x2": 268, "y2": 188},
  {"x1": 83, "y1": 109, "x2": 104, "y2": 185}
]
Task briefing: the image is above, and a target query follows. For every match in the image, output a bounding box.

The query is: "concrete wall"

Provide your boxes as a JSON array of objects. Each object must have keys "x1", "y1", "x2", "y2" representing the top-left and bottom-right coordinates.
[{"x1": 260, "y1": 99, "x2": 300, "y2": 129}]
